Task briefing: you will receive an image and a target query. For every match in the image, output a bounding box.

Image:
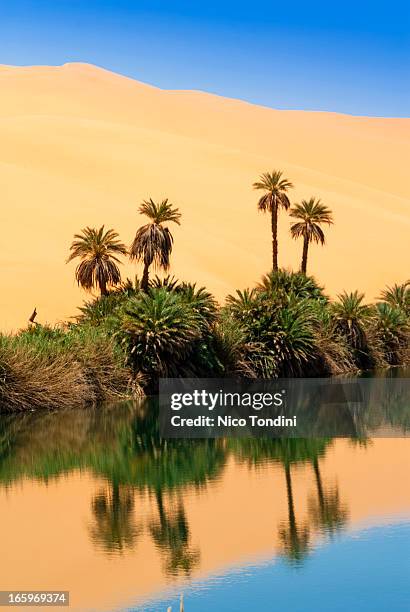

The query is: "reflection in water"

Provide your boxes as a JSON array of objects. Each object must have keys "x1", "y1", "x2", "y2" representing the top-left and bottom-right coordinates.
[
  {"x1": 278, "y1": 462, "x2": 311, "y2": 564},
  {"x1": 308, "y1": 457, "x2": 348, "y2": 538},
  {"x1": 89, "y1": 483, "x2": 141, "y2": 554},
  {"x1": 150, "y1": 491, "x2": 200, "y2": 576},
  {"x1": 228, "y1": 438, "x2": 348, "y2": 564},
  {"x1": 0, "y1": 379, "x2": 408, "y2": 602},
  {"x1": 0, "y1": 400, "x2": 224, "y2": 577}
]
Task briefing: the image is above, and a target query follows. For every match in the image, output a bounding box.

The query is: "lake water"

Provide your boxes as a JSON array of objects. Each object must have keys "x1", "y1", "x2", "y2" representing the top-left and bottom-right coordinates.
[{"x1": 0, "y1": 371, "x2": 409, "y2": 611}]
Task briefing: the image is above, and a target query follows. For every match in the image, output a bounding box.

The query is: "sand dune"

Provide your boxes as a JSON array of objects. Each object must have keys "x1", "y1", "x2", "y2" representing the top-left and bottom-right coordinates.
[{"x1": 0, "y1": 62, "x2": 409, "y2": 331}]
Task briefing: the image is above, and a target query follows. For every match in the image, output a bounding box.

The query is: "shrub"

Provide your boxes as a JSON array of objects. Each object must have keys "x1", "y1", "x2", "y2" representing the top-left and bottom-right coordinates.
[
  {"x1": 371, "y1": 302, "x2": 409, "y2": 365},
  {"x1": 0, "y1": 324, "x2": 132, "y2": 412},
  {"x1": 225, "y1": 284, "x2": 325, "y2": 377},
  {"x1": 257, "y1": 269, "x2": 328, "y2": 303},
  {"x1": 379, "y1": 281, "x2": 410, "y2": 317},
  {"x1": 331, "y1": 291, "x2": 375, "y2": 368},
  {"x1": 120, "y1": 289, "x2": 202, "y2": 385}
]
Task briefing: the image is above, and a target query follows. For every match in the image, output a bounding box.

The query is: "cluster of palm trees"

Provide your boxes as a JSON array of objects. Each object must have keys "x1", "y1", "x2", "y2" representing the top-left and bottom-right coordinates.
[
  {"x1": 67, "y1": 169, "x2": 333, "y2": 295},
  {"x1": 253, "y1": 170, "x2": 333, "y2": 273},
  {"x1": 67, "y1": 198, "x2": 181, "y2": 295}
]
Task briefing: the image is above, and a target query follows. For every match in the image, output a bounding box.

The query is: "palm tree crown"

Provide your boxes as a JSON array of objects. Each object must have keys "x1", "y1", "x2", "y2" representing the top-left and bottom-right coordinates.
[
  {"x1": 67, "y1": 226, "x2": 127, "y2": 295},
  {"x1": 253, "y1": 170, "x2": 293, "y2": 271},
  {"x1": 129, "y1": 198, "x2": 181, "y2": 291},
  {"x1": 290, "y1": 198, "x2": 333, "y2": 273},
  {"x1": 332, "y1": 290, "x2": 371, "y2": 352},
  {"x1": 379, "y1": 281, "x2": 410, "y2": 316}
]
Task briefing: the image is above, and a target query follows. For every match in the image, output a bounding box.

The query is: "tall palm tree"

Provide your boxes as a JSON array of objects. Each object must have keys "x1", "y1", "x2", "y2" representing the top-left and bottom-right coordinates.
[
  {"x1": 289, "y1": 198, "x2": 333, "y2": 274},
  {"x1": 67, "y1": 226, "x2": 127, "y2": 296},
  {"x1": 129, "y1": 198, "x2": 181, "y2": 291},
  {"x1": 253, "y1": 170, "x2": 293, "y2": 271}
]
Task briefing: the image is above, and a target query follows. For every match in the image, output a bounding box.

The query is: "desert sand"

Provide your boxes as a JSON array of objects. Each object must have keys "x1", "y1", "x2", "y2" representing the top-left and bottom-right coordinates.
[{"x1": 0, "y1": 62, "x2": 409, "y2": 331}]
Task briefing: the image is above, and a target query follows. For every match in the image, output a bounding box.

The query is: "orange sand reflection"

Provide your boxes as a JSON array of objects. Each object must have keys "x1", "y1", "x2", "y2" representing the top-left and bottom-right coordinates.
[{"x1": 0, "y1": 439, "x2": 409, "y2": 611}]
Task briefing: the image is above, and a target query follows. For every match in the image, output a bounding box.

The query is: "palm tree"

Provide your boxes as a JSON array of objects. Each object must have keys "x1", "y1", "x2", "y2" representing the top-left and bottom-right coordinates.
[
  {"x1": 253, "y1": 171, "x2": 293, "y2": 271},
  {"x1": 332, "y1": 291, "x2": 371, "y2": 350},
  {"x1": 379, "y1": 282, "x2": 410, "y2": 316},
  {"x1": 130, "y1": 199, "x2": 181, "y2": 291},
  {"x1": 332, "y1": 291, "x2": 374, "y2": 369},
  {"x1": 67, "y1": 226, "x2": 127, "y2": 296},
  {"x1": 290, "y1": 198, "x2": 333, "y2": 274},
  {"x1": 373, "y1": 302, "x2": 409, "y2": 365}
]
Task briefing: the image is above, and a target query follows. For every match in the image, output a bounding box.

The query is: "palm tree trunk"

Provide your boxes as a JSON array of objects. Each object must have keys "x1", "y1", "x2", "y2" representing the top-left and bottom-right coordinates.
[
  {"x1": 301, "y1": 237, "x2": 309, "y2": 274},
  {"x1": 99, "y1": 278, "x2": 108, "y2": 296},
  {"x1": 141, "y1": 262, "x2": 150, "y2": 292},
  {"x1": 271, "y1": 203, "x2": 279, "y2": 271}
]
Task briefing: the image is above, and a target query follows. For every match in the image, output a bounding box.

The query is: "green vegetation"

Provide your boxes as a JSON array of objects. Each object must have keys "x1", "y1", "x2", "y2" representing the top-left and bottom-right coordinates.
[
  {"x1": 0, "y1": 324, "x2": 131, "y2": 412},
  {"x1": 1, "y1": 173, "x2": 409, "y2": 411}
]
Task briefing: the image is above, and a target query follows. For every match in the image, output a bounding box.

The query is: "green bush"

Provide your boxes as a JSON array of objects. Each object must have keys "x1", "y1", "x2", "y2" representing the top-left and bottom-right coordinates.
[{"x1": 0, "y1": 324, "x2": 132, "y2": 412}]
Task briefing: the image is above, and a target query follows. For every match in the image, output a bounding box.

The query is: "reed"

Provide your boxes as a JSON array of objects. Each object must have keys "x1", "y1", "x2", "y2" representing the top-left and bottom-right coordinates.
[{"x1": 0, "y1": 324, "x2": 132, "y2": 412}]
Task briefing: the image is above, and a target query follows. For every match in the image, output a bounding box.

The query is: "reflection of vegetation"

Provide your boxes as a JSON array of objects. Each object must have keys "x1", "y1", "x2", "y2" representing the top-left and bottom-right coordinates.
[
  {"x1": 229, "y1": 437, "x2": 350, "y2": 564},
  {"x1": 230, "y1": 438, "x2": 330, "y2": 564},
  {"x1": 0, "y1": 395, "x2": 406, "y2": 573},
  {"x1": 308, "y1": 457, "x2": 348, "y2": 537},
  {"x1": 150, "y1": 492, "x2": 200, "y2": 577},
  {"x1": 278, "y1": 462, "x2": 311, "y2": 564},
  {"x1": 0, "y1": 401, "x2": 224, "y2": 576},
  {"x1": 89, "y1": 483, "x2": 141, "y2": 554}
]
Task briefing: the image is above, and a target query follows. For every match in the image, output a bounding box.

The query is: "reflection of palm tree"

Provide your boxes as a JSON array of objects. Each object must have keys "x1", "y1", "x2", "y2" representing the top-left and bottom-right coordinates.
[
  {"x1": 150, "y1": 490, "x2": 200, "y2": 577},
  {"x1": 278, "y1": 463, "x2": 310, "y2": 564},
  {"x1": 89, "y1": 482, "x2": 141, "y2": 554},
  {"x1": 230, "y1": 438, "x2": 331, "y2": 565},
  {"x1": 308, "y1": 457, "x2": 348, "y2": 537}
]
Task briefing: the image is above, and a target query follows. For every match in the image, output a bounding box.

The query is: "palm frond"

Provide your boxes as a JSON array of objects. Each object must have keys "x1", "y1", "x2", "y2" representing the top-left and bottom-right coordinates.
[
  {"x1": 253, "y1": 170, "x2": 293, "y2": 212},
  {"x1": 290, "y1": 198, "x2": 333, "y2": 245}
]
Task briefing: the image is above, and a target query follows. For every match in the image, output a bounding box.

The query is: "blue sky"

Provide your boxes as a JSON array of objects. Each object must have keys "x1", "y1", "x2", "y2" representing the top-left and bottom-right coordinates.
[{"x1": 1, "y1": 0, "x2": 409, "y2": 116}]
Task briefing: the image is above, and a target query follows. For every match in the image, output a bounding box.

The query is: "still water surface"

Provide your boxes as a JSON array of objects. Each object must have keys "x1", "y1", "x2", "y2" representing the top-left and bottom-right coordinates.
[{"x1": 0, "y1": 372, "x2": 409, "y2": 611}]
